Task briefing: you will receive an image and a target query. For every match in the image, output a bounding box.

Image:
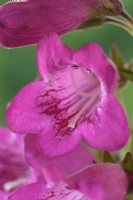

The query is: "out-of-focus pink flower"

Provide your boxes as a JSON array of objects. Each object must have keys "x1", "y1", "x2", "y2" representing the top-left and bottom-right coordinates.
[
  {"x1": 8, "y1": 164, "x2": 128, "y2": 200},
  {"x1": 0, "y1": 0, "x2": 123, "y2": 47},
  {"x1": 6, "y1": 33, "x2": 129, "y2": 156},
  {"x1": 8, "y1": 182, "x2": 88, "y2": 200},
  {"x1": 0, "y1": 126, "x2": 31, "y2": 199},
  {"x1": 66, "y1": 163, "x2": 128, "y2": 200},
  {"x1": 25, "y1": 134, "x2": 95, "y2": 182},
  {"x1": 24, "y1": 134, "x2": 94, "y2": 183}
]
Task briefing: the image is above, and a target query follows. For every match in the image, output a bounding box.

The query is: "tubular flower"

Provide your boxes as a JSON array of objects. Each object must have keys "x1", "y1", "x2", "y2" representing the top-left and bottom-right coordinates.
[
  {"x1": 6, "y1": 33, "x2": 129, "y2": 156},
  {"x1": 8, "y1": 164, "x2": 128, "y2": 200},
  {"x1": 24, "y1": 134, "x2": 94, "y2": 182},
  {"x1": 0, "y1": 126, "x2": 31, "y2": 199},
  {"x1": 0, "y1": 0, "x2": 123, "y2": 47}
]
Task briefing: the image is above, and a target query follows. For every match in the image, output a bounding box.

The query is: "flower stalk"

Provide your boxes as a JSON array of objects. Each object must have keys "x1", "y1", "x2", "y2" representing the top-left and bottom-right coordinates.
[
  {"x1": 78, "y1": 15, "x2": 133, "y2": 37},
  {"x1": 121, "y1": 11, "x2": 133, "y2": 26},
  {"x1": 105, "y1": 17, "x2": 133, "y2": 36}
]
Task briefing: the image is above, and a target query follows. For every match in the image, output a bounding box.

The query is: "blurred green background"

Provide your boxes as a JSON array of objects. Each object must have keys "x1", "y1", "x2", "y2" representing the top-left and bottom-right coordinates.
[{"x1": 0, "y1": 0, "x2": 133, "y2": 128}]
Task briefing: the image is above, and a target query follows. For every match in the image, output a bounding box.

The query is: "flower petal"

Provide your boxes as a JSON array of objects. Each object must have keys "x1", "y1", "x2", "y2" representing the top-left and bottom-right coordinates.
[
  {"x1": 8, "y1": 183, "x2": 46, "y2": 200},
  {"x1": 6, "y1": 81, "x2": 49, "y2": 134},
  {"x1": 66, "y1": 164, "x2": 128, "y2": 200},
  {"x1": 0, "y1": 126, "x2": 16, "y2": 144},
  {"x1": 73, "y1": 42, "x2": 119, "y2": 93},
  {"x1": 0, "y1": 0, "x2": 95, "y2": 47},
  {"x1": 25, "y1": 134, "x2": 94, "y2": 181},
  {"x1": 0, "y1": 191, "x2": 8, "y2": 200},
  {"x1": 8, "y1": 182, "x2": 87, "y2": 200},
  {"x1": 37, "y1": 33, "x2": 72, "y2": 80},
  {"x1": 82, "y1": 94, "x2": 129, "y2": 151},
  {"x1": 78, "y1": 182, "x2": 104, "y2": 200},
  {"x1": 37, "y1": 125, "x2": 82, "y2": 156}
]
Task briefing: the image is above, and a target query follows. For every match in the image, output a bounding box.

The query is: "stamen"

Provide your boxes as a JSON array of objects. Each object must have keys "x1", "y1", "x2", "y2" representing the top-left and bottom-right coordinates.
[
  {"x1": 80, "y1": 67, "x2": 91, "y2": 79},
  {"x1": 4, "y1": 178, "x2": 28, "y2": 192},
  {"x1": 68, "y1": 94, "x2": 99, "y2": 128}
]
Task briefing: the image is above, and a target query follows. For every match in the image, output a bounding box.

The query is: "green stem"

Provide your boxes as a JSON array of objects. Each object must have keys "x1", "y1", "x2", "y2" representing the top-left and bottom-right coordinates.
[
  {"x1": 121, "y1": 10, "x2": 133, "y2": 26},
  {"x1": 77, "y1": 16, "x2": 133, "y2": 37},
  {"x1": 105, "y1": 17, "x2": 133, "y2": 36}
]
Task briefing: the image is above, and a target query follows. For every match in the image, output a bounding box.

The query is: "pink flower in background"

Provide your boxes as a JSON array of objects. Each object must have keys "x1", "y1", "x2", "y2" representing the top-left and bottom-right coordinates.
[
  {"x1": 8, "y1": 182, "x2": 88, "y2": 200},
  {"x1": 9, "y1": 131, "x2": 95, "y2": 199},
  {"x1": 66, "y1": 163, "x2": 128, "y2": 200},
  {"x1": 24, "y1": 134, "x2": 94, "y2": 183},
  {"x1": 0, "y1": 0, "x2": 123, "y2": 47},
  {"x1": 23, "y1": 134, "x2": 128, "y2": 200},
  {"x1": 0, "y1": 126, "x2": 31, "y2": 199},
  {"x1": 8, "y1": 164, "x2": 128, "y2": 200},
  {"x1": 6, "y1": 33, "x2": 129, "y2": 156}
]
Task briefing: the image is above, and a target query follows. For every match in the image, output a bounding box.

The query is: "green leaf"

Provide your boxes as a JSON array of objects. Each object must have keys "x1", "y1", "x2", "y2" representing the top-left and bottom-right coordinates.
[
  {"x1": 125, "y1": 194, "x2": 133, "y2": 200},
  {"x1": 119, "y1": 68, "x2": 133, "y2": 82},
  {"x1": 122, "y1": 152, "x2": 133, "y2": 174},
  {"x1": 110, "y1": 44, "x2": 124, "y2": 68},
  {"x1": 109, "y1": 45, "x2": 133, "y2": 83}
]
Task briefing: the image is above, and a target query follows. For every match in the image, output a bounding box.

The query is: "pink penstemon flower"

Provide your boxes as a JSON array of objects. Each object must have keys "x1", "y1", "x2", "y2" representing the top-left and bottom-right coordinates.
[
  {"x1": 21, "y1": 134, "x2": 128, "y2": 200},
  {"x1": 5, "y1": 130, "x2": 128, "y2": 200},
  {"x1": 6, "y1": 33, "x2": 129, "y2": 156},
  {"x1": 0, "y1": 0, "x2": 123, "y2": 47},
  {"x1": 8, "y1": 162, "x2": 128, "y2": 200},
  {"x1": 9, "y1": 132, "x2": 95, "y2": 199},
  {"x1": 24, "y1": 134, "x2": 94, "y2": 182},
  {"x1": 9, "y1": 131, "x2": 94, "y2": 200}
]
